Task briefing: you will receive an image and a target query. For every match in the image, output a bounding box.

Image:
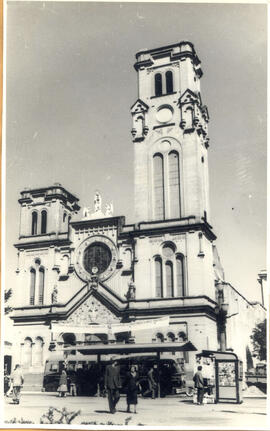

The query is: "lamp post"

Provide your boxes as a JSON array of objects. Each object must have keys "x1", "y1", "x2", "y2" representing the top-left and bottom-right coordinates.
[{"x1": 215, "y1": 282, "x2": 229, "y2": 352}]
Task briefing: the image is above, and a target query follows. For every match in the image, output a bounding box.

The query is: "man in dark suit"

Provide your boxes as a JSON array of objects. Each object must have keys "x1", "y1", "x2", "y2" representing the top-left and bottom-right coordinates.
[
  {"x1": 193, "y1": 365, "x2": 204, "y2": 405},
  {"x1": 105, "y1": 357, "x2": 121, "y2": 413}
]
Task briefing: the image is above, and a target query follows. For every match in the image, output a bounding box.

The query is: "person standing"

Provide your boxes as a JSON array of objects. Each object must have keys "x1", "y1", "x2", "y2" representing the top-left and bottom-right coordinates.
[
  {"x1": 124, "y1": 365, "x2": 139, "y2": 414},
  {"x1": 105, "y1": 357, "x2": 121, "y2": 414},
  {"x1": 58, "y1": 369, "x2": 68, "y2": 397},
  {"x1": 143, "y1": 365, "x2": 158, "y2": 399},
  {"x1": 10, "y1": 364, "x2": 24, "y2": 405},
  {"x1": 193, "y1": 365, "x2": 204, "y2": 405},
  {"x1": 68, "y1": 370, "x2": 77, "y2": 396}
]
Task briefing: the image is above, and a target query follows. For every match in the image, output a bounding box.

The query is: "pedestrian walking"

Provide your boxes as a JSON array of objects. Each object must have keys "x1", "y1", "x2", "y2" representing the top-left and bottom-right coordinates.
[
  {"x1": 58, "y1": 369, "x2": 68, "y2": 397},
  {"x1": 193, "y1": 365, "x2": 204, "y2": 405},
  {"x1": 68, "y1": 370, "x2": 77, "y2": 396},
  {"x1": 143, "y1": 365, "x2": 158, "y2": 399},
  {"x1": 104, "y1": 357, "x2": 121, "y2": 414},
  {"x1": 10, "y1": 364, "x2": 24, "y2": 405},
  {"x1": 124, "y1": 365, "x2": 140, "y2": 414}
]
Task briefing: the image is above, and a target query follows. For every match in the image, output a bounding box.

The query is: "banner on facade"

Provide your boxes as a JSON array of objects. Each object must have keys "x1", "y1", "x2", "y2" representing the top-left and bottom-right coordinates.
[{"x1": 51, "y1": 316, "x2": 169, "y2": 335}]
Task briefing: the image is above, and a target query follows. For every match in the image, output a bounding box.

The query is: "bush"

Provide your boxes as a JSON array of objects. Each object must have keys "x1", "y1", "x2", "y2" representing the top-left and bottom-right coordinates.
[{"x1": 40, "y1": 407, "x2": 81, "y2": 424}]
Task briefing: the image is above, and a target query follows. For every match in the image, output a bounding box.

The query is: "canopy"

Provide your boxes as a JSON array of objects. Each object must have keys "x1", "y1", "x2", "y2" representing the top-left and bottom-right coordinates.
[{"x1": 63, "y1": 341, "x2": 197, "y2": 356}]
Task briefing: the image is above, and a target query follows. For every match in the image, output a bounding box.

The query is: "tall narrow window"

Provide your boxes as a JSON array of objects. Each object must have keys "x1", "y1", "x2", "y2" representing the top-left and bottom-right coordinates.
[
  {"x1": 22, "y1": 338, "x2": 32, "y2": 368},
  {"x1": 31, "y1": 212, "x2": 38, "y2": 235},
  {"x1": 155, "y1": 73, "x2": 162, "y2": 97},
  {"x1": 38, "y1": 268, "x2": 45, "y2": 305},
  {"x1": 155, "y1": 257, "x2": 163, "y2": 298},
  {"x1": 41, "y1": 210, "x2": 47, "y2": 234},
  {"x1": 165, "y1": 261, "x2": 173, "y2": 297},
  {"x1": 166, "y1": 71, "x2": 173, "y2": 94},
  {"x1": 153, "y1": 153, "x2": 165, "y2": 220},
  {"x1": 32, "y1": 337, "x2": 43, "y2": 367},
  {"x1": 30, "y1": 269, "x2": 36, "y2": 305},
  {"x1": 168, "y1": 151, "x2": 181, "y2": 218},
  {"x1": 176, "y1": 256, "x2": 184, "y2": 296}
]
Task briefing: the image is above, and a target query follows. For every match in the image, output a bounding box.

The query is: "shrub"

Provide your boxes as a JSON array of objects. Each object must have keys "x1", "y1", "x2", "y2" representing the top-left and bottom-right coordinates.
[{"x1": 40, "y1": 407, "x2": 81, "y2": 424}]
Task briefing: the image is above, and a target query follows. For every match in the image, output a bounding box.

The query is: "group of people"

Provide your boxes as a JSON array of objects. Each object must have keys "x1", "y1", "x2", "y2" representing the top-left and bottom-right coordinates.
[
  {"x1": 5, "y1": 361, "x2": 208, "y2": 411},
  {"x1": 56, "y1": 357, "x2": 158, "y2": 414}
]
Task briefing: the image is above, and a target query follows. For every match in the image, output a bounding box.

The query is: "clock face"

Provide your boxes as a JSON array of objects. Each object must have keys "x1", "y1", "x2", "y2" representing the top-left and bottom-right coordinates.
[
  {"x1": 75, "y1": 235, "x2": 118, "y2": 282},
  {"x1": 156, "y1": 106, "x2": 173, "y2": 123},
  {"x1": 83, "y1": 242, "x2": 112, "y2": 275}
]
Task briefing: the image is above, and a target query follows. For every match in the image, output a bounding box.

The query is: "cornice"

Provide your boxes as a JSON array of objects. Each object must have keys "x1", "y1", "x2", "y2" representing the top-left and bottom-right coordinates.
[
  {"x1": 14, "y1": 239, "x2": 72, "y2": 250},
  {"x1": 120, "y1": 220, "x2": 216, "y2": 242}
]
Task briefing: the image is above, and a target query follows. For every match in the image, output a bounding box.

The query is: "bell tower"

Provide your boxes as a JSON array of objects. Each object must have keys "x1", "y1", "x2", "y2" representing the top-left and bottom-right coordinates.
[{"x1": 131, "y1": 41, "x2": 210, "y2": 225}]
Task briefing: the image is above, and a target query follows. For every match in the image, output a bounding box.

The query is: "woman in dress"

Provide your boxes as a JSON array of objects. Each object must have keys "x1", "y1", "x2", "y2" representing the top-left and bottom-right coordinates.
[
  {"x1": 58, "y1": 369, "x2": 68, "y2": 397},
  {"x1": 125, "y1": 365, "x2": 139, "y2": 414}
]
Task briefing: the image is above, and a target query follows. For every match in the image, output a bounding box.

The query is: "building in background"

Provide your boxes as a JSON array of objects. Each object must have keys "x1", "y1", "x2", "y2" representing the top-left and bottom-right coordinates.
[{"x1": 6, "y1": 41, "x2": 266, "y2": 390}]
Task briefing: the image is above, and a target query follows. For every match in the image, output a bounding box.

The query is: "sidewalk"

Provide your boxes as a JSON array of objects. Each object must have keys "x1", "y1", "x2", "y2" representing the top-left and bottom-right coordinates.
[{"x1": 4, "y1": 393, "x2": 268, "y2": 428}]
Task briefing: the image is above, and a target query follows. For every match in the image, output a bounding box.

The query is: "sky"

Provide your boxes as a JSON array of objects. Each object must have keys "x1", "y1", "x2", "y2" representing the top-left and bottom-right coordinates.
[{"x1": 5, "y1": 2, "x2": 267, "y2": 303}]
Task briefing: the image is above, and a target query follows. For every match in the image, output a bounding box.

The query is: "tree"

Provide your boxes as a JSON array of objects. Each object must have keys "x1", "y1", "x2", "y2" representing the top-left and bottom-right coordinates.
[
  {"x1": 4, "y1": 288, "x2": 13, "y2": 314},
  {"x1": 250, "y1": 319, "x2": 266, "y2": 361}
]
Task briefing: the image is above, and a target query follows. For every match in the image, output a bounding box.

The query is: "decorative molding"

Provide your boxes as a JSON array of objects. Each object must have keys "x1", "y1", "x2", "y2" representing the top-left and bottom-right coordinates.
[{"x1": 63, "y1": 295, "x2": 120, "y2": 326}]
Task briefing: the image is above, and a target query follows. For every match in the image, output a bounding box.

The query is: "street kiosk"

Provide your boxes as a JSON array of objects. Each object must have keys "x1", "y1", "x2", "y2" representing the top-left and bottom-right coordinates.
[{"x1": 195, "y1": 350, "x2": 243, "y2": 404}]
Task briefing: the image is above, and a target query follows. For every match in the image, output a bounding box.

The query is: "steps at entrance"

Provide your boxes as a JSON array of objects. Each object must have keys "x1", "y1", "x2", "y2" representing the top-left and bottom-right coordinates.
[{"x1": 21, "y1": 373, "x2": 44, "y2": 392}]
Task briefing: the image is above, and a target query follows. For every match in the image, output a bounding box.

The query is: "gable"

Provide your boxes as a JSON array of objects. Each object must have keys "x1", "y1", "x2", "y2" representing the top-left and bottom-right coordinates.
[
  {"x1": 130, "y1": 98, "x2": 149, "y2": 114},
  {"x1": 179, "y1": 89, "x2": 200, "y2": 105},
  {"x1": 64, "y1": 294, "x2": 120, "y2": 326}
]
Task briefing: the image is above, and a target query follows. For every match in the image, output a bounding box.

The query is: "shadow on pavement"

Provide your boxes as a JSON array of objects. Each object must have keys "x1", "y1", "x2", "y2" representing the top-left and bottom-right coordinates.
[{"x1": 94, "y1": 410, "x2": 111, "y2": 414}]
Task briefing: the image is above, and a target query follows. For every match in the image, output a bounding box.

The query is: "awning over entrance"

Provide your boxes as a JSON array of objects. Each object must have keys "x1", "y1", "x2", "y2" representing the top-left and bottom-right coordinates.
[{"x1": 63, "y1": 341, "x2": 197, "y2": 356}]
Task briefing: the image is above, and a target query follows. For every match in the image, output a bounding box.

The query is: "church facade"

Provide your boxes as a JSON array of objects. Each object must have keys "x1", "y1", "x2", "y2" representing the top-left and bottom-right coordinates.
[{"x1": 8, "y1": 41, "x2": 265, "y2": 384}]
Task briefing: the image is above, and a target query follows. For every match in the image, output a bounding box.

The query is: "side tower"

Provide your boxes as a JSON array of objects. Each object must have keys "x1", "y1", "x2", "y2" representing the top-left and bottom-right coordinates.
[
  {"x1": 130, "y1": 42, "x2": 218, "y2": 355},
  {"x1": 14, "y1": 184, "x2": 80, "y2": 307},
  {"x1": 131, "y1": 41, "x2": 210, "y2": 224}
]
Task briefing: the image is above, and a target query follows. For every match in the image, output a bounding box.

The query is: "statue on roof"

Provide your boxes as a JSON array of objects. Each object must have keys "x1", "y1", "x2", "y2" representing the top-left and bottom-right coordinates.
[{"x1": 82, "y1": 191, "x2": 114, "y2": 220}]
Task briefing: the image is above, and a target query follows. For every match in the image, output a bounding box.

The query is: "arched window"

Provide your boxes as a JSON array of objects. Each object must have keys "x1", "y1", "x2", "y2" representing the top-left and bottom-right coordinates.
[
  {"x1": 153, "y1": 153, "x2": 165, "y2": 220},
  {"x1": 22, "y1": 337, "x2": 32, "y2": 368},
  {"x1": 63, "y1": 212, "x2": 67, "y2": 223},
  {"x1": 178, "y1": 331, "x2": 187, "y2": 342},
  {"x1": 165, "y1": 261, "x2": 173, "y2": 297},
  {"x1": 155, "y1": 257, "x2": 163, "y2": 298},
  {"x1": 30, "y1": 268, "x2": 36, "y2": 305},
  {"x1": 124, "y1": 249, "x2": 132, "y2": 270},
  {"x1": 38, "y1": 267, "x2": 45, "y2": 305},
  {"x1": 62, "y1": 333, "x2": 76, "y2": 346},
  {"x1": 185, "y1": 107, "x2": 193, "y2": 129},
  {"x1": 31, "y1": 212, "x2": 38, "y2": 235},
  {"x1": 32, "y1": 337, "x2": 43, "y2": 367},
  {"x1": 167, "y1": 332, "x2": 175, "y2": 342},
  {"x1": 176, "y1": 256, "x2": 184, "y2": 296},
  {"x1": 136, "y1": 116, "x2": 144, "y2": 136},
  {"x1": 168, "y1": 151, "x2": 180, "y2": 218},
  {"x1": 156, "y1": 332, "x2": 164, "y2": 343},
  {"x1": 41, "y1": 210, "x2": 47, "y2": 234},
  {"x1": 61, "y1": 255, "x2": 69, "y2": 276},
  {"x1": 155, "y1": 73, "x2": 162, "y2": 97},
  {"x1": 166, "y1": 71, "x2": 173, "y2": 94}
]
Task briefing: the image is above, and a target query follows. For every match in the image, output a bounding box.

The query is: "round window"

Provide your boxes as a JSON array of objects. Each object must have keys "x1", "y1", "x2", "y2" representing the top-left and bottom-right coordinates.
[
  {"x1": 162, "y1": 245, "x2": 175, "y2": 257},
  {"x1": 156, "y1": 106, "x2": 173, "y2": 123},
  {"x1": 83, "y1": 242, "x2": 112, "y2": 275}
]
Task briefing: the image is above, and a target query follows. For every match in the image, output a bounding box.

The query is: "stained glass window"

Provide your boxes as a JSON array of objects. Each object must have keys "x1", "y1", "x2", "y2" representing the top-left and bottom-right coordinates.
[{"x1": 83, "y1": 242, "x2": 112, "y2": 275}]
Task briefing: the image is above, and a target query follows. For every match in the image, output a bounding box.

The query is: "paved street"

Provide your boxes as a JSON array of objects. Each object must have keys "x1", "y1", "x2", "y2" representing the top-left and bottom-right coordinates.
[{"x1": 3, "y1": 393, "x2": 268, "y2": 427}]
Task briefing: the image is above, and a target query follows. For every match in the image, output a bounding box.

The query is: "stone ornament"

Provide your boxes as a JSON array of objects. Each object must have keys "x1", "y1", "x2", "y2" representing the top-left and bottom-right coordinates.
[
  {"x1": 83, "y1": 191, "x2": 113, "y2": 220},
  {"x1": 63, "y1": 296, "x2": 120, "y2": 325}
]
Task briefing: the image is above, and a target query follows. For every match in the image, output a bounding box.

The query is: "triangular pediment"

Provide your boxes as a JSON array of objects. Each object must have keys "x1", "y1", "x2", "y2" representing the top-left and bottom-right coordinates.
[
  {"x1": 179, "y1": 89, "x2": 200, "y2": 105},
  {"x1": 130, "y1": 98, "x2": 149, "y2": 114},
  {"x1": 64, "y1": 293, "x2": 121, "y2": 326}
]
